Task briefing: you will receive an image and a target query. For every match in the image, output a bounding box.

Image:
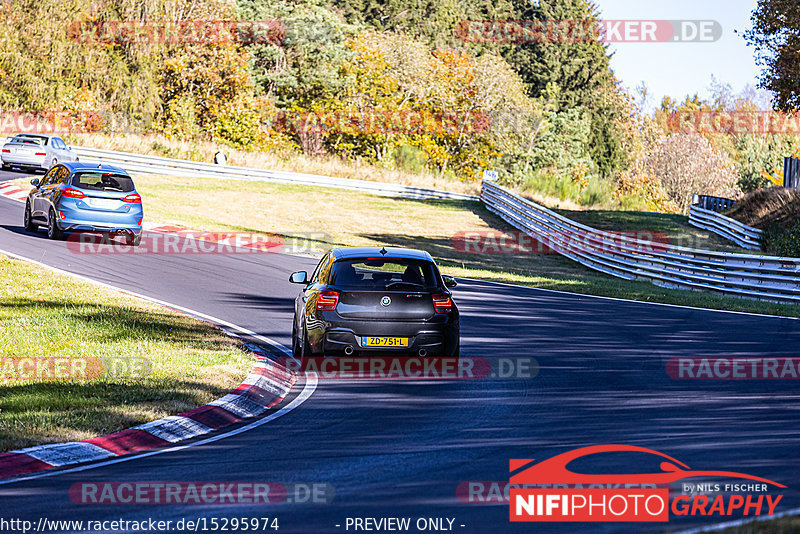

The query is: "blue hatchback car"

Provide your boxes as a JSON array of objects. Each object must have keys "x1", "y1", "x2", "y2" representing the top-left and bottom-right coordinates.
[{"x1": 24, "y1": 162, "x2": 144, "y2": 246}]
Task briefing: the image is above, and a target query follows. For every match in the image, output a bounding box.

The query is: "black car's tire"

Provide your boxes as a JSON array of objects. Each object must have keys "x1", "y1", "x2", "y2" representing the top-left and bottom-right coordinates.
[
  {"x1": 299, "y1": 325, "x2": 313, "y2": 358},
  {"x1": 47, "y1": 209, "x2": 64, "y2": 240},
  {"x1": 292, "y1": 323, "x2": 302, "y2": 359},
  {"x1": 126, "y1": 233, "x2": 141, "y2": 247},
  {"x1": 442, "y1": 339, "x2": 459, "y2": 358},
  {"x1": 23, "y1": 202, "x2": 37, "y2": 232}
]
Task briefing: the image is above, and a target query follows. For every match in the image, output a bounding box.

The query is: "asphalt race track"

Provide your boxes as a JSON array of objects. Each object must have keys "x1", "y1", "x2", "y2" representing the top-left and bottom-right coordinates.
[{"x1": 1, "y1": 169, "x2": 800, "y2": 533}]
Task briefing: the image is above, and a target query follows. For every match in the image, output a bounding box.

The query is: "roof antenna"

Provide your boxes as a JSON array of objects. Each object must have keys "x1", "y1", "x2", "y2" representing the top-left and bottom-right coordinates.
[{"x1": 379, "y1": 247, "x2": 387, "y2": 255}]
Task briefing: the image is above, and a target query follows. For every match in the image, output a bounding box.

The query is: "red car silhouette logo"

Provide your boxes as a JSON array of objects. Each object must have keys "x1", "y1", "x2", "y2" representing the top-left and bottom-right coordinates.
[{"x1": 510, "y1": 444, "x2": 785, "y2": 488}]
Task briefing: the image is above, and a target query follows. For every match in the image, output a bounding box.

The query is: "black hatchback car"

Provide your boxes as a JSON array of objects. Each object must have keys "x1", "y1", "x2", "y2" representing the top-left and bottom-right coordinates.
[{"x1": 290, "y1": 247, "x2": 459, "y2": 358}]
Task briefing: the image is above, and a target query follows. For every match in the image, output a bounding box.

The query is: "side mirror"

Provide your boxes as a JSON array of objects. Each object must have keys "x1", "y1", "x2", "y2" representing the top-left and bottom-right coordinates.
[
  {"x1": 289, "y1": 271, "x2": 308, "y2": 284},
  {"x1": 30, "y1": 178, "x2": 40, "y2": 187},
  {"x1": 442, "y1": 275, "x2": 458, "y2": 288}
]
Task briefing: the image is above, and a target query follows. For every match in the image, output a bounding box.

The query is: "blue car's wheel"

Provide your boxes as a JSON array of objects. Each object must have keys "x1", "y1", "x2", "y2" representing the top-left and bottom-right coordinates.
[
  {"x1": 126, "y1": 233, "x2": 141, "y2": 247},
  {"x1": 47, "y1": 209, "x2": 64, "y2": 240}
]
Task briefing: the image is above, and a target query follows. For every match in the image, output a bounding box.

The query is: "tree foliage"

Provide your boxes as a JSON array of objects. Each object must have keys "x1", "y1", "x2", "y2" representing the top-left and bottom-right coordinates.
[{"x1": 744, "y1": 0, "x2": 800, "y2": 110}]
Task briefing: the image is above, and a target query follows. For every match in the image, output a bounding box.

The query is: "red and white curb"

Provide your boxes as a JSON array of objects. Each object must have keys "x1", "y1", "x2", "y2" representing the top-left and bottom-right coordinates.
[
  {"x1": 145, "y1": 224, "x2": 288, "y2": 252},
  {"x1": 0, "y1": 351, "x2": 296, "y2": 480},
  {"x1": 0, "y1": 181, "x2": 28, "y2": 202},
  {"x1": 0, "y1": 351, "x2": 295, "y2": 478}
]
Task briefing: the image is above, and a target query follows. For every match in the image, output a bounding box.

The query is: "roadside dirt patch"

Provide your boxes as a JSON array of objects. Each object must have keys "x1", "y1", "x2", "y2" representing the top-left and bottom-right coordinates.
[{"x1": 724, "y1": 187, "x2": 800, "y2": 229}]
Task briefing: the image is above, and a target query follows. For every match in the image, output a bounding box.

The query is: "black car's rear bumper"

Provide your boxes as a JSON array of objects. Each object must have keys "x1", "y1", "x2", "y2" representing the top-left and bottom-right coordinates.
[{"x1": 310, "y1": 314, "x2": 459, "y2": 356}]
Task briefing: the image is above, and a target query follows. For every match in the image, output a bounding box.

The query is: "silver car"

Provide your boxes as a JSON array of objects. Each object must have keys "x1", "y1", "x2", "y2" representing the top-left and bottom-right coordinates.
[{"x1": 1, "y1": 133, "x2": 79, "y2": 172}]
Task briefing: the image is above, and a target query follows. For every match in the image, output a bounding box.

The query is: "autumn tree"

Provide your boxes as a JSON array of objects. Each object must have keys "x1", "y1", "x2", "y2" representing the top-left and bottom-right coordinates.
[
  {"x1": 646, "y1": 134, "x2": 742, "y2": 214},
  {"x1": 744, "y1": 0, "x2": 800, "y2": 110}
]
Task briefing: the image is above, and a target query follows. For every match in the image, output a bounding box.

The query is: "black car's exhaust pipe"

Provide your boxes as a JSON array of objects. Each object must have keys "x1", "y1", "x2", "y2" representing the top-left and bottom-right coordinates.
[
  {"x1": 418, "y1": 348, "x2": 427, "y2": 357},
  {"x1": 344, "y1": 345, "x2": 354, "y2": 355}
]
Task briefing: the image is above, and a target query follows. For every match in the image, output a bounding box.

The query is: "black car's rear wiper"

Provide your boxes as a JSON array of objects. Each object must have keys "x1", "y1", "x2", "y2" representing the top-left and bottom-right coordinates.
[{"x1": 385, "y1": 281, "x2": 425, "y2": 289}]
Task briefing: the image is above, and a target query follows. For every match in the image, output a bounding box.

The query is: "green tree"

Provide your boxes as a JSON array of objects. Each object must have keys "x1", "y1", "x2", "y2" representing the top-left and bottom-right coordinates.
[
  {"x1": 329, "y1": 0, "x2": 515, "y2": 48},
  {"x1": 500, "y1": 0, "x2": 621, "y2": 177},
  {"x1": 239, "y1": 0, "x2": 356, "y2": 107},
  {"x1": 743, "y1": 0, "x2": 800, "y2": 110},
  {"x1": 502, "y1": 0, "x2": 609, "y2": 109}
]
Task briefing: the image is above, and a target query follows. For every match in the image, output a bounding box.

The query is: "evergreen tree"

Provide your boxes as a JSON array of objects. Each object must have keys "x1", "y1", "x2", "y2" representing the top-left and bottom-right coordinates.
[{"x1": 501, "y1": 0, "x2": 622, "y2": 177}]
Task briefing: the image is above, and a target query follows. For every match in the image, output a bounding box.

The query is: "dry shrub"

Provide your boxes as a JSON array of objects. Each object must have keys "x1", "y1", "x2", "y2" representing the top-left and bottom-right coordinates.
[
  {"x1": 646, "y1": 133, "x2": 742, "y2": 214},
  {"x1": 724, "y1": 187, "x2": 800, "y2": 229}
]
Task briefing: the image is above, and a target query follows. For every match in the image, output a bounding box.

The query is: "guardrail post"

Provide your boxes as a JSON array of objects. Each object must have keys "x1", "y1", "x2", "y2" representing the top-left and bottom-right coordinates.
[{"x1": 785, "y1": 156, "x2": 800, "y2": 190}]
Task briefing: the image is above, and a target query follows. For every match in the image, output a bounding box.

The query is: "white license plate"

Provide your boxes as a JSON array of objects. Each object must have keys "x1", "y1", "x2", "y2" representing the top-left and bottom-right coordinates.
[
  {"x1": 88, "y1": 198, "x2": 119, "y2": 209},
  {"x1": 15, "y1": 148, "x2": 32, "y2": 155}
]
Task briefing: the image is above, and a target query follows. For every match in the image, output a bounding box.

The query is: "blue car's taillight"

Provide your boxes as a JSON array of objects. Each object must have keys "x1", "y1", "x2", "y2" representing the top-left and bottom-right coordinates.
[{"x1": 62, "y1": 188, "x2": 86, "y2": 199}]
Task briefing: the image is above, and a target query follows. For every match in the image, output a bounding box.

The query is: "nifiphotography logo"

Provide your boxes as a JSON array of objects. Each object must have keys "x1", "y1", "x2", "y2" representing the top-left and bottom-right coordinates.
[{"x1": 509, "y1": 445, "x2": 785, "y2": 523}]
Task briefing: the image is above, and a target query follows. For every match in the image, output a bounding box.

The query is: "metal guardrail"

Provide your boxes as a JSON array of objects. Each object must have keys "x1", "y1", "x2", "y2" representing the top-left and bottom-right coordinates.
[
  {"x1": 481, "y1": 179, "x2": 800, "y2": 304},
  {"x1": 73, "y1": 146, "x2": 479, "y2": 202},
  {"x1": 688, "y1": 202, "x2": 762, "y2": 250},
  {"x1": 784, "y1": 156, "x2": 800, "y2": 190},
  {"x1": 690, "y1": 194, "x2": 736, "y2": 212}
]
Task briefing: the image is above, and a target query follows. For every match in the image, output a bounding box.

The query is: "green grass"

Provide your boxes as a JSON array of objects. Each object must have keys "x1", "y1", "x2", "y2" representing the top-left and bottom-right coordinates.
[
  {"x1": 12, "y1": 175, "x2": 800, "y2": 318},
  {"x1": 555, "y1": 209, "x2": 755, "y2": 254},
  {"x1": 0, "y1": 256, "x2": 253, "y2": 451}
]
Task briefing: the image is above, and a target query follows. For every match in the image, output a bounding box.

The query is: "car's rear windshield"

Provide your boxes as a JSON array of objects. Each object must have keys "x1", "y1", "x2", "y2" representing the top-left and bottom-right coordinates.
[
  {"x1": 11, "y1": 135, "x2": 48, "y2": 146},
  {"x1": 71, "y1": 172, "x2": 135, "y2": 192},
  {"x1": 330, "y1": 258, "x2": 440, "y2": 290}
]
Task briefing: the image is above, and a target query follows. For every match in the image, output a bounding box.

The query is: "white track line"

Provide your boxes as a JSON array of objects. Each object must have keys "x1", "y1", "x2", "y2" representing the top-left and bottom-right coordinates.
[
  {"x1": 0, "y1": 247, "x2": 296, "y2": 361},
  {"x1": 0, "y1": 247, "x2": 315, "y2": 485},
  {"x1": 457, "y1": 275, "x2": 800, "y2": 321},
  {"x1": 2, "y1": 181, "x2": 793, "y2": 320}
]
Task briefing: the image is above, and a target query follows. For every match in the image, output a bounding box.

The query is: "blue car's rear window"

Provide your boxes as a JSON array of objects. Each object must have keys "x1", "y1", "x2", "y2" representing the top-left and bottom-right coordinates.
[{"x1": 71, "y1": 172, "x2": 135, "y2": 192}]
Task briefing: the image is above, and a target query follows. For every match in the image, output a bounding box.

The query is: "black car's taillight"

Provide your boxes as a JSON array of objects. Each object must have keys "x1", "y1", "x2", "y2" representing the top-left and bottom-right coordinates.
[
  {"x1": 316, "y1": 290, "x2": 340, "y2": 311},
  {"x1": 432, "y1": 293, "x2": 452, "y2": 313}
]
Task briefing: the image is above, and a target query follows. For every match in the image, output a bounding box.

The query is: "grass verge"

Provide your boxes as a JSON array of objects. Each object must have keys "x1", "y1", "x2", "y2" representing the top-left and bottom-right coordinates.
[
  {"x1": 555, "y1": 209, "x2": 755, "y2": 254},
  {"x1": 11, "y1": 173, "x2": 799, "y2": 316},
  {"x1": 12, "y1": 173, "x2": 793, "y2": 318},
  {"x1": 0, "y1": 255, "x2": 254, "y2": 452}
]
